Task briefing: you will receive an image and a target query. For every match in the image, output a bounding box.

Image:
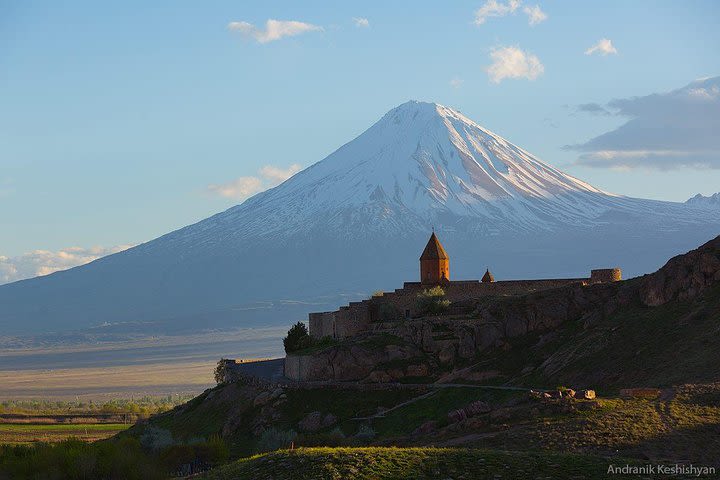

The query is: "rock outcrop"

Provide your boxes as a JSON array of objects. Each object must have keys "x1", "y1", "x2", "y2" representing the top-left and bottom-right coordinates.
[
  {"x1": 640, "y1": 235, "x2": 720, "y2": 306},
  {"x1": 285, "y1": 235, "x2": 720, "y2": 384}
]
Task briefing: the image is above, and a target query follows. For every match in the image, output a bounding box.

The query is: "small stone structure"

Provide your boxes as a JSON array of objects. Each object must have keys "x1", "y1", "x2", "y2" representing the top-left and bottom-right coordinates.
[{"x1": 308, "y1": 232, "x2": 622, "y2": 340}]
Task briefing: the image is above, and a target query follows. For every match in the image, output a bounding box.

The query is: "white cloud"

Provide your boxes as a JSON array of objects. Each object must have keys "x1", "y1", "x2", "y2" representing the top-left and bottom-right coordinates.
[
  {"x1": 258, "y1": 164, "x2": 302, "y2": 184},
  {"x1": 353, "y1": 17, "x2": 370, "y2": 28},
  {"x1": 523, "y1": 5, "x2": 547, "y2": 25},
  {"x1": 207, "y1": 163, "x2": 303, "y2": 200},
  {"x1": 449, "y1": 77, "x2": 464, "y2": 89},
  {"x1": 474, "y1": 0, "x2": 521, "y2": 25},
  {"x1": 228, "y1": 19, "x2": 323, "y2": 44},
  {"x1": 0, "y1": 245, "x2": 134, "y2": 285},
  {"x1": 584, "y1": 38, "x2": 617, "y2": 56},
  {"x1": 206, "y1": 176, "x2": 264, "y2": 199},
  {"x1": 475, "y1": 1, "x2": 546, "y2": 26},
  {"x1": 486, "y1": 46, "x2": 544, "y2": 83},
  {"x1": 568, "y1": 76, "x2": 720, "y2": 170}
]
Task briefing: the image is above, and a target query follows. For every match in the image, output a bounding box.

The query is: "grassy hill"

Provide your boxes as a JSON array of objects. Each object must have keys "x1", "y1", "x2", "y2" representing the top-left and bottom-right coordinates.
[
  {"x1": 200, "y1": 447, "x2": 638, "y2": 480},
  {"x1": 120, "y1": 378, "x2": 720, "y2": 471}
]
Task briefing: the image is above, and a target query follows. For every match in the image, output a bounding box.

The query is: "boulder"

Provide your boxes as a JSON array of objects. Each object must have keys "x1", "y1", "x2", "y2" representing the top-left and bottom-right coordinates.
[
  {"x1": 529, "y1": 390, "x2": 543, "y2": 400},
  {"x1": 448, "y1": 400, "x2": 491, "y2": 423},
  {"x1": 367, "y1": 371, "x2": 392, "y2": 383},
  {"x1": 406, "y1": 364, "x2": 428, "y2": 377},
  {"x1": 412, "y1": 420, "x2": 438, "y2": 435},
  {"x1": 322, "y1": 413, "x2": 338, "y2": 428},
  {"x1": 438, "y1": 345, "x2": 456, "y2": 365},
  {"x1": 580, "y1": 389, "x2": 596, "y2": 400},
  {"x1": 463, "y1": 417, "x2": 486, "y2": 429},
  {"x1": 457, "y1": 330, "x2": 476, "y2": 359},
  {"x1": 298, "y1": 411, "x2": 324, "y2": 432},
  {"x1": 448, "y1": 409, "x2": 467, "y2": 423},
  {"x1": 465, "y1": 400, "x2": 492, "y2": 416}
]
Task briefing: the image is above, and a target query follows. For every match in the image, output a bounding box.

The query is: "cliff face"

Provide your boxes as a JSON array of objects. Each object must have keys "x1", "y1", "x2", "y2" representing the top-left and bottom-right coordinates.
[
  {"x1": 640, "y1": 235, "x2": 720, "y2": 306},
  {"x1": 287, "y1": 234, "x2": 720, "y2": 385}
]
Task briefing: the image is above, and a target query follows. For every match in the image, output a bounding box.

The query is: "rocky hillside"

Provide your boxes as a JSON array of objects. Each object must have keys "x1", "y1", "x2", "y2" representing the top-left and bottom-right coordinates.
[
  {"x1": 124, "y1": 372, "x2": 720, "y2": 474},
  {"x1": 288, "y1": 234, "x2": 720, "y2": 387},
  {"x1": 118, "y1": 237, "x2": 720, "y2": 477}
]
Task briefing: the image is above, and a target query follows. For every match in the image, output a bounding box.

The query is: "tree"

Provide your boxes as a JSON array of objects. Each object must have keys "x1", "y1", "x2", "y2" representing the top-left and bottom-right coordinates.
[
  {"x1": 416, "y1": 286, "x2": 451, "y2": 315},
  {"x1": 214, "y1": 358, "x2": 229, "y2": 384},
  {"x1": 283, "y1": 321, "x2": 312, "y2": 353}
]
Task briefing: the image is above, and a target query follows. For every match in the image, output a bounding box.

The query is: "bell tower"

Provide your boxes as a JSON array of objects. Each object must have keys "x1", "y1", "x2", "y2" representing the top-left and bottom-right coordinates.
[{"x1": 420, "y1": 232, "x2": 449, "y2": 284}]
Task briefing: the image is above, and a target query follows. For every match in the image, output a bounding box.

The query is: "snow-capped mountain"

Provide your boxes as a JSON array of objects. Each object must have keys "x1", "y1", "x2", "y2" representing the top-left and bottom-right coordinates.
[
  {"x1": 687, "y1": 192, "x2": 720, "y2": 208},
  {"x1": 1, "y1": 101, "x2": 718, "y2": 334}
]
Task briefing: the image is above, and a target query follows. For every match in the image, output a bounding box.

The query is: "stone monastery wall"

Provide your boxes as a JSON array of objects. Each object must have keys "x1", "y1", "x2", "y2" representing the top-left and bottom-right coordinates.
[
  {"x1": 309, "y1": 277, "x2": 590, "y2": 340},
  {"x1": 305, "y1": 232, "x2": 622, "y2": 341}
]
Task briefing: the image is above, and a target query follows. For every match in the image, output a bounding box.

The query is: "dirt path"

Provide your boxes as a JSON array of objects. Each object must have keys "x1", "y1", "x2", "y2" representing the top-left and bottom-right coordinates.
[{"x1": 351, "y1": 391, "x2": 438, "y2": 420}]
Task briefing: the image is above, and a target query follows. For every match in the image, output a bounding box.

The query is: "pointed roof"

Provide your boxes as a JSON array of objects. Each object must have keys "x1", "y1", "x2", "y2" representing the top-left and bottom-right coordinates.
[
  {"x1": 482, "y1": 269, "x2": 495, "y2": 283},
  {"x1": 420, "y1": 232, "x2": 449, "y2": 260}
]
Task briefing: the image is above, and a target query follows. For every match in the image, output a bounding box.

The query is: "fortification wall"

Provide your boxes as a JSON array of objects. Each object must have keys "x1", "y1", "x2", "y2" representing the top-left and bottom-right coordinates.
[
  {"x1": 309, "y1": 311, "x2": 336, "y2": 338},
  {"x1": 335, "y1": 302, "x2": 372, "y2": 338},
  {"x1": 284, "y1": 354, "x2": 312, "y2": 381},
  {"x1": 309, "y1": 277, "x2": 590, "y2": 340}
]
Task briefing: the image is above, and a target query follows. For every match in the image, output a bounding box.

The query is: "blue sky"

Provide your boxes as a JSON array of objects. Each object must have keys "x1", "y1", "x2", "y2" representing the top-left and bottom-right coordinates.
[{"x1": 1, "y1": 0, "x2": 719, "y2": 280}]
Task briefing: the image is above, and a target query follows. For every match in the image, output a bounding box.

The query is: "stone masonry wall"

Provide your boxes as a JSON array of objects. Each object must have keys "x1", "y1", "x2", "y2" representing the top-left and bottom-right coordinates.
[
  {"x1": 309, "y1": 312, "x2": 336, "y2": 338},
  {"x1": 308, "y1": 277, "x2": 590, "y2": 340}
]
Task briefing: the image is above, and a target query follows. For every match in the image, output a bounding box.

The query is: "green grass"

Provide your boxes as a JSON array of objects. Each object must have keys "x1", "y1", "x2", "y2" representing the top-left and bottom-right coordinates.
[
  {"x1": 277, "y1": 388, "x2": 418, "y2": 433},
  {"x1": 0, "y1": 423, "x2": 129, "y2": 432},
  {"x1": 372, "y1": 388, "x2": 519, "y2": 436},
  {"x1": 0, "y1": 422, "x2": 131, "y2": 444},
  {"x1": 0, "y1": 438, "x2": 165, "y2": 479},
  {"x1": 452, "y1": 385, "x2": 720, "y2": 467},
  {"x1": 200, "y1": 446, "x2": 640, "y2": 480}
]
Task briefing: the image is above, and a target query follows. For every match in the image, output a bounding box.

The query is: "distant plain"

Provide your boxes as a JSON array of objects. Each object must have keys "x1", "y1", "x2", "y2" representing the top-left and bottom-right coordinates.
[{"x1": 0, "y1": 327, "x2": 285, "y2": 400}]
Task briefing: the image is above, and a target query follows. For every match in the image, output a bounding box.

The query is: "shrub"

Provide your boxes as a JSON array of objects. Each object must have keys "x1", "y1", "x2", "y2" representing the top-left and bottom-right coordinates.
[
  {"x1": 354, "y1": 425, "x2": 376, "y2": 443},
  {"x1": 283, "y1": 322, "x2": 312, "y2": 353},
  {"x1": 314, "y1": 335, "x2": 337, "y2": 350},
  {"x1": 159, "y1": 434, "x2": 229, "y2": 472},
  {"x1": 139, "y1": 425, "x2": 174, "y2": 451},
  {"x1": 0, "y1": 438, "x2": 164, "y2": 480},
  {"x1": 256, "y1": 428, "x2": 297, "y2": 453},
  {"x1": 416, "y1": 286, "x2": 451, "y2": 315}
]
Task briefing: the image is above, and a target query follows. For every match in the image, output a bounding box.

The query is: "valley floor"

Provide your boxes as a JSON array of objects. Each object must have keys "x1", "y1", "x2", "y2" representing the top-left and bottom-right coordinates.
[{"x1": 0, "y1": 327, "x2": 284, "y2": 400}]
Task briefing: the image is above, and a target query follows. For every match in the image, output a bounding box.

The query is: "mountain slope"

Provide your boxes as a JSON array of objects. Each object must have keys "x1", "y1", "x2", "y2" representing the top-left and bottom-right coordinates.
[
  {"x1": 1, "y1": 101, "x2": 718, "y2": 335},
  {"x1": 687, "y1": 192, "x2": 720, "y2": 208}
]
